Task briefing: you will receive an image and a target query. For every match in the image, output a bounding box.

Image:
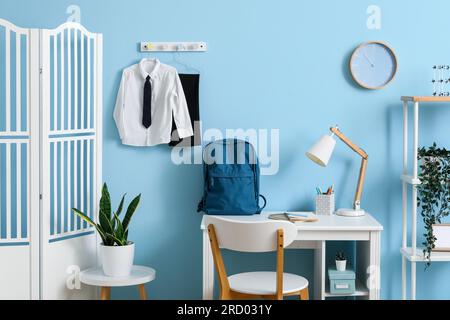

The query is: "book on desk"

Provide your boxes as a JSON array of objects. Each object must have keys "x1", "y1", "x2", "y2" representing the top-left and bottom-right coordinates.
[{"x1": 269, "y1": 212, "x2": 319, "y2": 223}]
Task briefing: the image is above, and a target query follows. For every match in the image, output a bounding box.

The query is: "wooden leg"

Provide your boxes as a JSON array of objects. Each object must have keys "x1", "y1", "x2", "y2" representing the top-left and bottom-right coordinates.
[
  {"x1": 100, "y1": 287, "x2": 111, "y2": 300},
  {"x1": 299, "y1": 287, "x2": 309, "y2": 300},
  {"x1": 138, "y1": 284, "x2": 148, "y2": 300}
]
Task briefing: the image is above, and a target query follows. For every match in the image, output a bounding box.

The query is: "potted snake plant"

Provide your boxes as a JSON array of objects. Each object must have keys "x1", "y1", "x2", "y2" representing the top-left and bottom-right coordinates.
[
  {"x1": 335, "y1": 251, "x2": 347, "y2": 271},
  {"x1": 72, "y1": 183, "x2": 141, "y2": 277}
]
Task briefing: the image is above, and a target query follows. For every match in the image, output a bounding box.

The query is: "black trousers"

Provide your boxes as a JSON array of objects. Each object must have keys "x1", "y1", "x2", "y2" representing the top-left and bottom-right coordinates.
[{"x1": 169, "y1": 74, "x2": 201, "y2": 147}]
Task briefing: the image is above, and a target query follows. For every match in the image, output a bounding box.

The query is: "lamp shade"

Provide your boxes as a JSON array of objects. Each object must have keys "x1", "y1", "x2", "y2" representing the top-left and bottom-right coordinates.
[{"x1": 305, "y1": 135, "x2": 336, "y2": 167}]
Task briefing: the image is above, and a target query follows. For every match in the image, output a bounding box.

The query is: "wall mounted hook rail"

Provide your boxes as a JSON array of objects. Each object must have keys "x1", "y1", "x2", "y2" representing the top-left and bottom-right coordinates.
[{"x1": 140, "y1": 42, "x2": 207, "y2": 52}]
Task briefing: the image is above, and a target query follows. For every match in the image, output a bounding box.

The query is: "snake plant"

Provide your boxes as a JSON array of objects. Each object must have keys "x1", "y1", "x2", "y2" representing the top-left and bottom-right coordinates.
[
  {"x1": 72, "y1": 183, "x2": 141, "y2": 246},
  {"x1": 335, "y1": 251, "x2": 346, "y2": 261}
]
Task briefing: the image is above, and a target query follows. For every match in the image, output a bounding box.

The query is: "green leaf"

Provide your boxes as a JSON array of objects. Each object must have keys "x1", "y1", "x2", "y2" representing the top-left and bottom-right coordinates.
[
  {"x1": 100, "y1": 183, "x2": 112, "y2": 222},
  {"x1": 115, "y1": 194, "x2": 126, "y2": 217},
  {"x1": 112, "y1": 194, "x2": 126, "y2": 231},
  {"x1": 122, "y1": 194, "x2": 141, "y2": 233},
  {"x1": 72, "y1": 208, "x2": 108, "y2": 244},
  {"x1": 72, "y1": 208, "x2": 96, "y2": 228},
  {"x1": 105, "y1": 233, "x2": 127, "y2": 246},
  {"x1": 99, "y1": 210, "x2": 113, "y2": 238},
  {"x1": 114, "y1": 213, "x2": 124, "y2": 235}
]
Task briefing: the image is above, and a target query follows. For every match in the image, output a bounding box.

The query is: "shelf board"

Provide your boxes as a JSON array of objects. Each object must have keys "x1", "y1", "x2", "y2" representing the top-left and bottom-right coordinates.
[
  {"x1": 401, "y1": 96, "x2": 450, "y2": 103},
  {"x1": 401, "y1": 247, "x2": 450, "y2": 262},
  {"x1": 324, "y1": 279, "x2": 369, "y2": 298},
  {"x1": 401, "y1": 175, "x2": 421, "y2": 185}
]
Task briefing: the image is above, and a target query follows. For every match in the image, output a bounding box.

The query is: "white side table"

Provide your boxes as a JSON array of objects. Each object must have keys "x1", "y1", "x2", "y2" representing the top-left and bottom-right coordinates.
[{"x1": 80, "y1": 266, "x2": 156, "y2": 300}]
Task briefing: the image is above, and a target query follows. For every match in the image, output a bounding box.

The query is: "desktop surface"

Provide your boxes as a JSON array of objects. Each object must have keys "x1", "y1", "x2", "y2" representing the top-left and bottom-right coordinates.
[{"x1": 200, "y1": 212, "x2": 383, "y2": 231}]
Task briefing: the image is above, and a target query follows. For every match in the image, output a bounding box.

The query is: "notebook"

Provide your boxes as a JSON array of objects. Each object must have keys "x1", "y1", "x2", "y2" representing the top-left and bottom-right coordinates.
[{"x1": 269, "y1": 212, "x2": 318, "y2": 223}]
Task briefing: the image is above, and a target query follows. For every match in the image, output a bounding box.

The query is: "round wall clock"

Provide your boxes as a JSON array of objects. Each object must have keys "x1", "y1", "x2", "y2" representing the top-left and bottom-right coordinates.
[{"x1": 349, "y1": 41, "x2": 398, "y2": 89}]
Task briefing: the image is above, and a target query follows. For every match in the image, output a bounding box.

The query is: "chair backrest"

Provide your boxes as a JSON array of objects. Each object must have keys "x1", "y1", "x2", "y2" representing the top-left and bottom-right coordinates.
[{"x1": 204, "y1": 216, "x2": 297, "y2": 253}]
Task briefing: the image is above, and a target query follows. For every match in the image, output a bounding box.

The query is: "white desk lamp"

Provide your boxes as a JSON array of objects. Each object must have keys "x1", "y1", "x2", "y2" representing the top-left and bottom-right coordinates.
[{"x1": 306, "y1": 126, "x2": 368, "y2": 217}]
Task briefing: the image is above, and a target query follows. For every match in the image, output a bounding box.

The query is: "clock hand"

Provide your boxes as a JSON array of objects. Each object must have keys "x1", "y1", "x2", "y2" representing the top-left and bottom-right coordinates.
[{"x1": 363, "y1": 53, "x2": 375, "y2": 68}]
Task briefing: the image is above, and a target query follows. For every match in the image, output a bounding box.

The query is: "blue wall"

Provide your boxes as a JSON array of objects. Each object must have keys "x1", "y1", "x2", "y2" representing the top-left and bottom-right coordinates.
[{"x1": 3, "y1": 0, "x2": 450, "y2": 299}]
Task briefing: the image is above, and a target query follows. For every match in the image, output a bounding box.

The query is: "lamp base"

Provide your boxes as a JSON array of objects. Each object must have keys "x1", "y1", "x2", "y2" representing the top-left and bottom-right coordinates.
[{"x1": 335, "y1": 208, "x2": 366, "y2": 217}]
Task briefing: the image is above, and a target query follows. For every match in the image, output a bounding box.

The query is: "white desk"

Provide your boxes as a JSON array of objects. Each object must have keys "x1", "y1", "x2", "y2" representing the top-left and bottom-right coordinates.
[{"x1": 201, "y1": 212, "x2": 383, "y2": 300}]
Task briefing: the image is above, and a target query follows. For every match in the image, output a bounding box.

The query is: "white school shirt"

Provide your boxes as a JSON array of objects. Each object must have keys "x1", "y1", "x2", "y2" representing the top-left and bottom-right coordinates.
[{"x1": 114, "y1": 58, "x2": 194, "y2": 146}]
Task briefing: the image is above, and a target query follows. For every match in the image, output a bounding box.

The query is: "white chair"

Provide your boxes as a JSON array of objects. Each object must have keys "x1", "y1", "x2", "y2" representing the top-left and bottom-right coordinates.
[{"x1": 205, "y1": 216, "x2": 309, "y2": 300}]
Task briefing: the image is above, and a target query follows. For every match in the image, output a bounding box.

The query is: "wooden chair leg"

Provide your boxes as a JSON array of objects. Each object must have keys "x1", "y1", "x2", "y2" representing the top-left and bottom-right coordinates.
[
  {"x1": 100, "y1": 287, "x2": 111, "y2": 300},
  {"x1": 299, "y1": 287, "x2": 309, "y2": 300},
  {"x1": 138, "y1": 284, "x2": 148, "y2": 300}
]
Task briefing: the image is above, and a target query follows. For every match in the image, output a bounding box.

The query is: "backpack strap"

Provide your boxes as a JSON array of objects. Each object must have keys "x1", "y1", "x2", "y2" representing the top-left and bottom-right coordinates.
[
  {"x1": 258, "y1": 194, "x2": 267, "y2": 212},
  {"x1": 197, "y1": 199, "x2": 204, "y2": 213}
]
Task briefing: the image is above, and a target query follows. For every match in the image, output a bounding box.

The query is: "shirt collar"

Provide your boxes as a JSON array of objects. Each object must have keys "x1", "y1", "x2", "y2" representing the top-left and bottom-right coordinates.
[{"x1": 139, "y1": 58, "x2": 160, "y2": 79}]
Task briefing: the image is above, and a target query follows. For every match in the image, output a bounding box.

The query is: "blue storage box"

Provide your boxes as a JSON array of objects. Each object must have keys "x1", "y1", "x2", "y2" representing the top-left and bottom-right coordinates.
[{"x1": 328, "y1": 268, "x2": 356, "y2": 295}]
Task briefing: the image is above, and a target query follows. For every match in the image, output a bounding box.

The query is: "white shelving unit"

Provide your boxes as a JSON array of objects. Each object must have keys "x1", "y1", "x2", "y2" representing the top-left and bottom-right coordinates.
[{"x1": 400, "y1": 96, "x2": 450, "y2": 300}]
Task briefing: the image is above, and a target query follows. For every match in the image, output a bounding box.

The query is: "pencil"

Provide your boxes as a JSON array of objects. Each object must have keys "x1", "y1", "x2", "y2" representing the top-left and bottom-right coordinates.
[{"x1": 283, "y1": 212, "x2": 292, "y2": 222}]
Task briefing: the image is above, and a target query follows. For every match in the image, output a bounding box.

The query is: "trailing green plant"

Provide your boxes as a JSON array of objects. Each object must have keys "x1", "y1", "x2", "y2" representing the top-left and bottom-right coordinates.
[
  {"x1": 335, "y1": 251, "x2": 346, "y2": 261},
  {"x1": 72, "y1": 183, "x2": 141, "y2": 246},
  {"x1": 417, "y1": 143, "x2": 450, "y2": 267}
]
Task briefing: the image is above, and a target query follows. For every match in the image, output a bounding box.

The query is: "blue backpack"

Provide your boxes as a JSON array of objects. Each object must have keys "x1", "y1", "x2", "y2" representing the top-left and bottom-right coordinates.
[{"x1": 197, "y1": 139, "x2": 267, "y2": 215}]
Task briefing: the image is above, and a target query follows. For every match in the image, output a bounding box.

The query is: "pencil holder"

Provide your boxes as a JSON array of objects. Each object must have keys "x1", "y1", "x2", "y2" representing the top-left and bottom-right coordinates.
[{"x1": 315, "y1": 193, "x2": 335, "y2": 215}]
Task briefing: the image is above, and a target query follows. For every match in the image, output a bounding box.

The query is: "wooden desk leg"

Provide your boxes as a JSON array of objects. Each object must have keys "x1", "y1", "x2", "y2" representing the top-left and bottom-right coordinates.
[
  {"x1": 138, "y1": 284, "x2": 148, "y2": 300},
  {"x1": 100, "y1": 287, "x2": 111, "y2": 300}
]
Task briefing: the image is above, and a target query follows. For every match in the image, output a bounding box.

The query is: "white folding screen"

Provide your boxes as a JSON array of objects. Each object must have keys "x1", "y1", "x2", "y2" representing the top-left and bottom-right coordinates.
[
  {"x1": 0, "y1": 18, "x2": 40, "y2": 300},
  {"x1": 40, "y1": 22, "x2": 102, "y2": 300},
  {"x1": 0, "y1": 19, "x2": 102, "y2": 300}
]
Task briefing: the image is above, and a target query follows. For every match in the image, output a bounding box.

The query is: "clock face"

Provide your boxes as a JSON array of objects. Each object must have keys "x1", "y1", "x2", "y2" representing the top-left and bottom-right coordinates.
[{"x1": 350, "y1": 42, "x2": 397, "y2": 89}]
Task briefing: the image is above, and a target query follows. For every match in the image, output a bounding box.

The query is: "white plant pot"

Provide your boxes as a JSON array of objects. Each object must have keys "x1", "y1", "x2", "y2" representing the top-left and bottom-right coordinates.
[
  {"x1": 100, "y1": 242, "x2": 135, "y2": 277},
  {"x1": 336, "y1": 259, "x2": 347, "y2": 272}
]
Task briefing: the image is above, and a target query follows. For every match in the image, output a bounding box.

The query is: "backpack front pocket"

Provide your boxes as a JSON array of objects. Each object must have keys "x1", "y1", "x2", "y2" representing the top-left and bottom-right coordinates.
[{"x1": 205, "y1": 174, "x2": 257, "y2": 215}]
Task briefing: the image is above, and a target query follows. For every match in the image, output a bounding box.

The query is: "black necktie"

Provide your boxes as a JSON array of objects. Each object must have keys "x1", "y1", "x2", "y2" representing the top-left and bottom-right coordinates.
[{"x1": 143, "y1": 75, "x2": 152, "y2": 128}]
